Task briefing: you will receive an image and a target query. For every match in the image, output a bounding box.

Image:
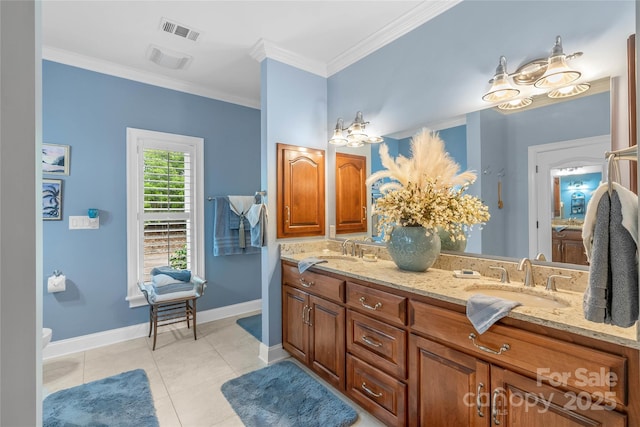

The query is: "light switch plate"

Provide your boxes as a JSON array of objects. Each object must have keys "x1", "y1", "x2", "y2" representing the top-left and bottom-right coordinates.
[{"x1": 69, "y1": 215, "x2": 99, "y2": 230}]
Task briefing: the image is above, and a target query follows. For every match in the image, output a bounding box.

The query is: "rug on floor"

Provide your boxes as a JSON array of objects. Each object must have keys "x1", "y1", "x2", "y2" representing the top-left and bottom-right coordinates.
[
  {"x1": 236, "y1": 313, "x2": 261, "y2": 341},
  {"x1": 221, "y1": 360, "x2": 358, "y2": 427},
  {"x1": 43, "y1": 369, "x2": 159, "y2": 427}
]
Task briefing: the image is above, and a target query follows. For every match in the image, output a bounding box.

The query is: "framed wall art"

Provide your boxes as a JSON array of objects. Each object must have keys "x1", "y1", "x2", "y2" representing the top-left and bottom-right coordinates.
[
  {"x1": 42, "y1": 143, "x2": 70, "y2": 175},
  {"x1": 43, "y1": 179, "x2": 62, "y2": 220}
]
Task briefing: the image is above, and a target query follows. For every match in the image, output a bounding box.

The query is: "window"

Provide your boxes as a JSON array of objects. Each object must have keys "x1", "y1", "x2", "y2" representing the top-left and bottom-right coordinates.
[{"x1": 126, "y1": 128, "x2": 204, "y2": 307}]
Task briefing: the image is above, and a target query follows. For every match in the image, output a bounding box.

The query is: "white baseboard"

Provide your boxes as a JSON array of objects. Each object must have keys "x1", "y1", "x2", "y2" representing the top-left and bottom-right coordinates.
[
  {"x1": 259, "y1": 342, "x2": 290, "y2": 365},
  {"x1": 43, "y1": 299, "x2": 262, "y2": 360}
]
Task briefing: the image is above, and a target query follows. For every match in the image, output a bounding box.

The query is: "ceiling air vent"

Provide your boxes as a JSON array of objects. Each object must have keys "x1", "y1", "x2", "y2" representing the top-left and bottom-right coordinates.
[
  {"x1": 146, "y1": 45, "x2": 193, "y2": 70},
  {"x1": 160, "y1": 18, "x2": 201, "y2": 42}
]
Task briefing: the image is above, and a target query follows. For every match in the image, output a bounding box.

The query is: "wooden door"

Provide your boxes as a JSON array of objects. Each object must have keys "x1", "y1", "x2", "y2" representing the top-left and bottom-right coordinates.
[
  {"x1": 277, "y1": 143, "x2": 325, "y2": 238},
  {"x1": 562, "y1": 239, "x2": 588, "y2": 265},
  {"x1": 409, "y1": 334, "x2": 491, "y2": 427},
  {"x1": 308, "y1": 294, "x2": 345, "y2": 390},
  {"x1": 336, "y1": 152, "x2": 367, "y2": 234},
  {"x1": 491, "y1": 367, "x2": 626, "y2": 427},
  {"x1": 282, "y1": 285, "x2": 309, "y2": 364}
]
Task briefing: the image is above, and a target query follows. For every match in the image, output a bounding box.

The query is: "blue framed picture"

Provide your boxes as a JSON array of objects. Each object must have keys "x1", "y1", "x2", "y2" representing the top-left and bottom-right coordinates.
[
  {"x1": 42, "y1": 143, "x2": 70, "y2": 175},
  {"x1": 43, "y1": 179, "x2": 62, "y2": 220}
]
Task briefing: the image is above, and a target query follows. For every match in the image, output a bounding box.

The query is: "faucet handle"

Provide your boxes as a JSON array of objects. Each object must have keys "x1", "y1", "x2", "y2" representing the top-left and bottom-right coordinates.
[
  {"x1": 489, "y1": 266, "x2": 510, "y2": 283},
  {"x1": 545, "y1": 274, "x2": 571, "y2": 292}
]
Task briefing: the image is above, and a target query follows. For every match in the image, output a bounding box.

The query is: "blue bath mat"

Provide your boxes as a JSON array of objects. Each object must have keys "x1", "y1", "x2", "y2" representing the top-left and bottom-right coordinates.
[
  {"x1": 43, "y1": 369, "x2": 158, "y2": 427},
  {"x1": 221, "y1": 361, "x2": 358, "y2": 427},
  {"x1": 236, "y1": 313, "x2": 261, "y2": 341}
]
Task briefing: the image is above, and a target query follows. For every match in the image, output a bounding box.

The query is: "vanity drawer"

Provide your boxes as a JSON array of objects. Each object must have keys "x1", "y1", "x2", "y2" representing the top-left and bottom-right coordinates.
[
  {"x1": 346, "y1": 282, "x2": 407, "y2": 326},
  {"x1": 409, "y1": 300, "x2": 627, "y2": 405},
  {"x1": 347, "y1": 310, "x2": 407, "y2": 379},
  {"x1": 282, "y1": 263, "x2": 344, "y2": 303},
  {"x1": 346, "y1": 354, "x2": 407, "y2": 427}
]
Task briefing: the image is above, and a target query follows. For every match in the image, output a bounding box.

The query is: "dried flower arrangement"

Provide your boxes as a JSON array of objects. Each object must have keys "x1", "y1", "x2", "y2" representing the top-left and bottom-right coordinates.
[{"x1": 366, "y1": 129, "x2": 490, "y2": 241}]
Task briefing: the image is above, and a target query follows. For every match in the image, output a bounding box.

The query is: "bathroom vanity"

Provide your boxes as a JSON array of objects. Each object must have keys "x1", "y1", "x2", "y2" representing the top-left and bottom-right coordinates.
[{"x1": 281, "y1": 243, "x2": 639, "y2": 426}]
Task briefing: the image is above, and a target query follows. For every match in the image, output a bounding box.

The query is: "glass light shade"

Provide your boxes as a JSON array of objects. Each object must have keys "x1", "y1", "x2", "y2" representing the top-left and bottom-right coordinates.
[
  {"x1": 534, "y1": 36, "x2": 581, "y2": 89},
  {"x1": 329, "y1": 128, "x2": 348, "y2": 146},
  {"x1": 547, "y1": 82, "x2": 590, "y2": 99},
  {"x1": 482, "y1": 74, "x2": 520, "y2": 102},
  {"x1": 497, "y1": 97, "x2": 532, "y2": 110},
  {"x1": 348, "y1": 122, "x2": 365, "y2": 137},
  {"x1": 367, "y1": 135, "x2": 384, "y2": 143},
  {"x1": 347, "y1": 139, "x2": 365, "y2": 148}
]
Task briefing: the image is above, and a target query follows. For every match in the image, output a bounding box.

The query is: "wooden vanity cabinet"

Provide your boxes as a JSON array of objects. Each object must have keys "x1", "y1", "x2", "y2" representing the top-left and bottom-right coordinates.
[
  {"x1": 281, "y1": 264, "x2": 345, "y2": 390},
  {"x1": 552, "y1": 228, "x2": 588, "y2": 265},
  {"x1": 280, "y1": 260, "x2": 637, "y2": 426},
  {"x1": 336, "y1": 152, "x2": 367, "y2": 234},
  {"x1": 276, "y1": 143, "x2": 325, "y2": 238}
]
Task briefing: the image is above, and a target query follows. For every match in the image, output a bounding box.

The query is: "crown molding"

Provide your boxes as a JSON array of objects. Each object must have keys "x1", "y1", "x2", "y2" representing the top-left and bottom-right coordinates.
[
  {"x1": 249, "y1": 38, "x2": 328, "y2": 77},
  {"x1": 388, "y1": 114, "x2": 466, "y2": 139},
  {"x1": 42, "y1": 46, "x2": 260, "y2": 109},
  {"x1": 327, "y1": 0, "x2": 462, "y2": 76}
]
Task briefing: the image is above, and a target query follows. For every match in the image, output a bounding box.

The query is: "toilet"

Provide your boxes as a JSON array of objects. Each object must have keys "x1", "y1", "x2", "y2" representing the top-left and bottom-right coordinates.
[{"x1": 42, "y1": 328, "x2": 52, "y2": 349}]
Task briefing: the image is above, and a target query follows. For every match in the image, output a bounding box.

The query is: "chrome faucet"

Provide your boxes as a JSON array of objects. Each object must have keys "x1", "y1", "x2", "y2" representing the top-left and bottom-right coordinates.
[
  {"x1": 517, "y1": 258, "x2": 534, "y2": 287},
  {"x1": 489, "y1": 266, "x2": 510, "y2": 283},
  {"x1": 342, "y1": 239, "x2": 354, "y2": 256},
  {"x1": 545, "y1": 274, "x2": 571, "y2": 291},
  {"x1": 534, "y1": 253, "x2": 547, "y2": 261}
]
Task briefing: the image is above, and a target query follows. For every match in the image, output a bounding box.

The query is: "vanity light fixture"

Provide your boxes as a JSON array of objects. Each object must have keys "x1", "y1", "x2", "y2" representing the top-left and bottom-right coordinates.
[
  {"x1": 328, "y1": 111, "x2": 383, "y2": 147},
  {"x1": 482, "y1": 35, "x2": 587, "y2": 110},
  {"x1": 534, "y1": 36, "x2": 582, "y2": 89},
  {"x1": 482, "y1": 56, "x2": 520, "y2": 103}
]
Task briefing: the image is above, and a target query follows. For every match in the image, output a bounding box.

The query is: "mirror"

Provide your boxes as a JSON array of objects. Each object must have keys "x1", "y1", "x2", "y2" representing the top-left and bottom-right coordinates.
[
  {"x1": 328, "y1": 1, "x2": 634, "y2": 268},
  {"x1": 333, "y1": 85, "x2": 612, "y2": 266}
]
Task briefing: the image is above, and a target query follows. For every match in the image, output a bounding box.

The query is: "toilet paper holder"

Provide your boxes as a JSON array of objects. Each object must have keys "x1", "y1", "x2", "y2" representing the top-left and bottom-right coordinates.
[
  {"x1": 52, "y1": 269, "x2": 63, "y2": 277},
  {"x1": 48, "y1": 270, "x2": 66, "y2": 293}
]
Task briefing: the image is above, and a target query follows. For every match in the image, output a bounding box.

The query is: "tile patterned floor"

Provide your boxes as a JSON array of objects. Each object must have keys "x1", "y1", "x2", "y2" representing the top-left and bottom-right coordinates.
[{"x1": 43, "y1": 312, "x2": 385, "y2": 426}]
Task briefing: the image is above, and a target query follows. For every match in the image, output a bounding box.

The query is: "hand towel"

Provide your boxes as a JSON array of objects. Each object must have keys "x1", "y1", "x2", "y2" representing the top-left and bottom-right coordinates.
[
  {"x1": 583, "y1": 186, "x2": 639, "y2": 327},
  {"x1": 248, "y1": 203, "x2": 268, "y2": 247},
  {"x1": 151, "y1": 274, "x2": 185, "y2": 287},
  {"x1": 150, "y1": 266, "x2": 191, "y2": 282},
  {"x1": 298, "y1": 257, "x2": 328, "y2": 273},
  {"x1": 228, "y1": 196, "x2": 256, "y2": 249},
  {"x1": 153, "y1": 281, "x2": 195, "y2": 295},
  {"x1": 466, "y1": 294, "x2": 522, "y2": 334}
]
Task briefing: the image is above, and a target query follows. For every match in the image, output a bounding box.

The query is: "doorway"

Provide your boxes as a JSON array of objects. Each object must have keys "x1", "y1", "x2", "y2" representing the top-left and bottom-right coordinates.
[{"x1": 528, "y1": 135, "x2": 610, "y2": 261}]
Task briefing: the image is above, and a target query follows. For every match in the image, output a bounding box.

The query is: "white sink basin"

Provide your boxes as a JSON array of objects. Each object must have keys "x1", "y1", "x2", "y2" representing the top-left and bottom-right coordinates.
[{"x1": 464, "y1": 284, "x2": 570, "y2": 309}]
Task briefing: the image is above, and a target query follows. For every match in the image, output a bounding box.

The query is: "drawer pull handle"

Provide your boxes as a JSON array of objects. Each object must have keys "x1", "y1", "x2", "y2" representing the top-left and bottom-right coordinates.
[
  {"x1": 299, "y1": 278, "x2": 314, "y2": 288},
  {"x1": 468, "y1": 333, "x2": 510, "y2": 355},
  {"x1": 476, "y1": 383, "x2": 485, "y2": 417},
  {"x1": 492, "y1": 388, "x2": 503, "y2": 425},
  {"x1": 359, "y1": 297, "x2": 382, "y2": 311},
  {"x1": 285, "y1": 205, "x2": 290, "y2": 223},
  {"x1": 361, "y1": 382, "x2": 383, "y2": 398},
  {"x1": 307, "y1": 307, "x2": 313, "y2": 327},
  {"x1": 302, "y1": 305, "x2": 309, "y2": 325},
  {"x1": 361, "y1": 335, "x2": 383, "y2": 348}
]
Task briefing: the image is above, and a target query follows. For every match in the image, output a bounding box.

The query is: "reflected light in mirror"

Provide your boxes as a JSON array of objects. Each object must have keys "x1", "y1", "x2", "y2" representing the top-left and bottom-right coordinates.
[
  {"x1": 548, "y1": 82, "x2": 591, "y2": 99},
  {"x1": 497, "y1": 97, "x2": 532, "y2": 110}
]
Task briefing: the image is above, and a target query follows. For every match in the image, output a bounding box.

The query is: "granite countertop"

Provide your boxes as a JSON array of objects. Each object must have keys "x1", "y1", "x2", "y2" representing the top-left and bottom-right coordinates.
[{"x1": 281, "y1": 249, "x2": 639, "y2": 350}]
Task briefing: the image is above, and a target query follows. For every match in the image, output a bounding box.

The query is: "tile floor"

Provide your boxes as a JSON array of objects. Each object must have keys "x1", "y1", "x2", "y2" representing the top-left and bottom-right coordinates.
[{"x1": 43, "y1": 311, "x2": 385, "y2": 426}]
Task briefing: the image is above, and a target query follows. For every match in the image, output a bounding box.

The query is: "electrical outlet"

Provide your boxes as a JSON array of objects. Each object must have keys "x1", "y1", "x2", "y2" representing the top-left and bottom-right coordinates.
[{"x1": 329, "y1": 225, "x2": 336, "y2": 238}]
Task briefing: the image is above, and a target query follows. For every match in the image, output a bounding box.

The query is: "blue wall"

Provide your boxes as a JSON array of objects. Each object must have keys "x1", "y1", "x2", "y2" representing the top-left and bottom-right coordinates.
[
  {"x1": 43, "y1": 61, "x2": 261, "y2": 340},
  {"x1": 559, "y1": 172, "x2": 601, "y2": 219}
]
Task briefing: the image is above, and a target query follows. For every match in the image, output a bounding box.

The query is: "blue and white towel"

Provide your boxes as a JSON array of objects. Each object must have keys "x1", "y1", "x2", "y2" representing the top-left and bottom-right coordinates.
[
  {"x1": 150, "y1": 266, "x2": 191, "y2": 282},
  {"x1": 466, "y1": 294, "x2": 522, "y2": 334},
  {"x1": 298, "y1": 257, "x2": 328, "y2": 273},
  {"x1": 212, "y1": 196, "x2": 260, "y2": 256}
]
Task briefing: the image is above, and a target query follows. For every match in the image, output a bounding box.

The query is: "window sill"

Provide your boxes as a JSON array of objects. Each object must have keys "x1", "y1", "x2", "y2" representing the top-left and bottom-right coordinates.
[{"x1": 126, "y1": 294, "x2": 148, "y2": 308}]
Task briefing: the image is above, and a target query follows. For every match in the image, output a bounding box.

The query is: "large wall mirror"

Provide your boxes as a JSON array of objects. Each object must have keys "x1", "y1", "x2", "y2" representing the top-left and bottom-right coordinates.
[{"x1": 328, "y1": 1, "x2": 634, "y2": 268}]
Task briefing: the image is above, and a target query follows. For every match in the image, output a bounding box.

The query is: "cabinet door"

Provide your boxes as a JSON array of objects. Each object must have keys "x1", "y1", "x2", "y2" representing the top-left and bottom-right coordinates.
[
  {"x1": 282, "y1": 285, "x2": 309, "y2": 364},
  {"x1": 309, "y1": 294, "x2": 345, "y2": 389},
  {"x1": 277, "y1": 143, "x2": 325, "y2": 238},
  {"x1": 562, "y1": 239, "x2": 588, "y2": 265},
  {"x1": 491, "y1": 367, "x2": 626, "y2": 427},
  {"x1": 336, "y1": 152, "x2": 367, "y2": 234},
  {"x1": 409, "y1": 334, "x2": 490, "y2": 427},
  {"x1": 552, "y1": 237, "x2": 562, "y2": 263}
]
